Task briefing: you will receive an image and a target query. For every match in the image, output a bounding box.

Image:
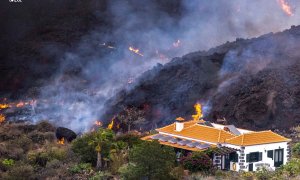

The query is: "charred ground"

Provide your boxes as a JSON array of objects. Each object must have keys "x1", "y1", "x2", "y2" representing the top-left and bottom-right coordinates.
[{"x1": 103, "y1": 26, "x2": 300, "y2": 131}]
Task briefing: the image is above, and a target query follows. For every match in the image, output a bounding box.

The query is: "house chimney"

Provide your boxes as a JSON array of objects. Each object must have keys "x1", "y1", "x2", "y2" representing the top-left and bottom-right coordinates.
[{"x1": 175, "y1": 117, "x2": 185, "y2": 132}]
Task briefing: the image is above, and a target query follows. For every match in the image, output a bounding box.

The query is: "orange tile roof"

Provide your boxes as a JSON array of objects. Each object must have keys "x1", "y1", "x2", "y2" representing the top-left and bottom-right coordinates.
[
  {"x1": 225, "y1": 130, "x2": 291, "y2": 146},
  {"x1": 156, "y1": 121, "x2": 235, "y2": 144},
  {"x1": 142, "y1": 134, "x2": 216, "y2": 151}
]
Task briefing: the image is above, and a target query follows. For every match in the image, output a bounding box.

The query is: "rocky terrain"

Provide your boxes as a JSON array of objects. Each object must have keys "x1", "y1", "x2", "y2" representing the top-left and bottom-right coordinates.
[{"x1": 103, "y1": 25, "x2": 300, "y2": 131}]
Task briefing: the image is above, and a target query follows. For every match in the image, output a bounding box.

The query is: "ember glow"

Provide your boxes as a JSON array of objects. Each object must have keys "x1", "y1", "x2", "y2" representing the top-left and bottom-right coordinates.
[
  {"x1": 57, "y1": 137, "x2": 65, "y2": 145},
  {"x1": 278, "y1": 0, "x2": 294, "y2": 16},
  {"x1": 129, "y1": 46, "x2": 144, "y2": 56},
  {"x1": 94, "y1": 121, "x2": 102, "y2": 126},
  {"x1": 0, "y1": 114, "x2": 5, "y2": 123},
  {"x1": 192, "y1": 103, "x2": 203, "y2": 121}
]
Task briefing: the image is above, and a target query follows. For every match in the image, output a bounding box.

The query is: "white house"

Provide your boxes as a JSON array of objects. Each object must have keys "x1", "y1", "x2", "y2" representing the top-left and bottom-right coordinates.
[{"x1": 142, "y1": 117, "x2": 290, "y2": 172}]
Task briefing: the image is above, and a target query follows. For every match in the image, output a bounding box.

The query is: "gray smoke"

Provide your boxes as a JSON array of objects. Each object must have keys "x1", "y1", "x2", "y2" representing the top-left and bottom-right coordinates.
[{"x1": 31, "y1": 0, "x2": 299, "y2": 132}]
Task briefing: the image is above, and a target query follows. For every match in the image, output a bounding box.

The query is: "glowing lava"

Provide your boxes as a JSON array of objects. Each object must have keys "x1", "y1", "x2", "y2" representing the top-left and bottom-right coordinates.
[
  {"x1": 278, "y1": 0, "x2": 293, "y2": 16},
  {"x1": 192, "y1": 103, "x2": 203, "y2": 121},
  {"x1": 129, "y1": 46, "x2": 143, "y2": 56}
]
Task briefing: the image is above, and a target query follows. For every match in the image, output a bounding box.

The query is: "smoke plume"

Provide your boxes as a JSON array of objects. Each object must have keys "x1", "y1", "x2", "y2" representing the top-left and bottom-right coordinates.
[{"x1": 6, "y1": 0, "x2": 299, "y2": 132}]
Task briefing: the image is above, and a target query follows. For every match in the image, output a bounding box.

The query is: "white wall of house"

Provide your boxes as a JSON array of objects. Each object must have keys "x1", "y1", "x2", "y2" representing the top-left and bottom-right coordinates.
[{"x1": 223, "y1": 142, "x2": 289, "y2": 172}]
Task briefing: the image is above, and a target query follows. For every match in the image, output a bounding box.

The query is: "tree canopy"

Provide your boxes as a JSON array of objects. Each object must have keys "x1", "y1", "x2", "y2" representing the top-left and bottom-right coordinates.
[{"x1": 120, "y1": 140, "x2": 175, "y2": 179}]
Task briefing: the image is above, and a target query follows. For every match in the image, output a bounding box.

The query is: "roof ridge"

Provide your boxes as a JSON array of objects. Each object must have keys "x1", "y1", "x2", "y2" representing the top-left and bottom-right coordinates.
[
  {"x1": 241, "y1": 134, "x2": 245, "y2": 146},
  {"x1": 195, "y1": 123, "x2": 236, "y2": 136},
  {"x1": 217, "y1": 129, "x2": 222, "y2": 143}
]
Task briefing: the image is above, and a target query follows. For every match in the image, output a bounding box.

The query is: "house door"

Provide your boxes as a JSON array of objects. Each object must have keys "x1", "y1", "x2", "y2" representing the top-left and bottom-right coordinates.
[
  {"x1": 249, "y1": 163, "x2": 253, "y2": 171},
  {"x1": 224, "y1": 154, "x2": 230, "y2": 170},
  {"x1": 274, "y1": 149, "x2": 284, "y2": 167}
]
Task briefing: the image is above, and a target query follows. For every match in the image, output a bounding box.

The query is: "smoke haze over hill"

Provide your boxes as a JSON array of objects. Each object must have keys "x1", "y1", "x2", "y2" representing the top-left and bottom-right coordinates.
[{"x1": 0, "y1": 0, "x2": 300, "y2": 132}]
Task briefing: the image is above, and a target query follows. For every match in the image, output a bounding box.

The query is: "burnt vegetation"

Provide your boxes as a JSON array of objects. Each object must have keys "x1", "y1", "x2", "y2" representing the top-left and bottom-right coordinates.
[{"x1": 104, "y1": 26, "x2": 300, "y2": 131}]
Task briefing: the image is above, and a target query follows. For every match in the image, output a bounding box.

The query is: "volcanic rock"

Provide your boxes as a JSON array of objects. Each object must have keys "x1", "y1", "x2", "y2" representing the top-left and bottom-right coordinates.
[
  {"x1": 103, "y1": 25, "x2": 300, "y2": 131},
  {"x1": 55, "y1": 127, "x2": 77, "y2": 142}
]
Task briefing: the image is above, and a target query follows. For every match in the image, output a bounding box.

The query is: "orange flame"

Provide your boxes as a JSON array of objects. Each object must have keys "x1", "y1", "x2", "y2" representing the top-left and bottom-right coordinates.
[
  {"x1": 192, "y1": 103, "x2": 203, "y2": 121},
  {"x1": 0, "y1": 114, "x2": 5, "y2": 124},
  {"x1": 107, "y1": 118, "x2": 114, "y2": 129},
  {"x1": 129, "y1": 46, "x2": 144, "y2": 56},
  {"x1": 0, "y1": 104, "x2": 10, "y2": 109},
  {"x1": 57, "y1": 137, "x2": 65, "y2": 145},
  {"x1": 278, "y1": 0, "x2": 293, "y2": 16},
  {"x1": 94, "y1": 121, "x2": 103, "y2": 126}
]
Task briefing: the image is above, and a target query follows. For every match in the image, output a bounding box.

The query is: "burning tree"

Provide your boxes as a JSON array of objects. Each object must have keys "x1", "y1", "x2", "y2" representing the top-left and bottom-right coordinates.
[
  {"x1": 116, "y1": 106, "x2": 145, "y2": 132},
  {"x1": 88, "y1": 128, "x2": 115, "y2": 170}
]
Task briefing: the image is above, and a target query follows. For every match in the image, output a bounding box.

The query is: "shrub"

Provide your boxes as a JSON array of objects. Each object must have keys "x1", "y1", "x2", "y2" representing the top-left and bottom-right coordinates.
[
  {"x1": 118, "y1": 163, "x2": 139, "y2": 180},
  {"x1": 116, "y1": 133, "x2": 142, "y2": 148},
  {"x1": 181, "y1": 152, "x2": 214, "y2": 174},
  {"x1": 276, "y1": 158, "x2": 300, "y2": 177},
  {"x1": 47, "y1": 146, "x2": 67, "y2": 161},
  {"x1": 14, "y1": 136, "x2": 32, "y2": 152},
  {"x1": 292, "y1": 143, "x2": 300, "y2": 158},
  {"x1": 43, "y1": 132, "x2": 56, "y2": 142},
  {"x1": 2, "y1": 159, "x2": 14, "y2": 167},
  {"x1": 6, "y1": 164, "x2": 34, "y2": 180},
  {"x1": 69, "y1": 163, "x2": 92, "y2": 174},
  {"x1": 109, "y1": 150, "x2": 128, "y2": 174},
  {"x1": 89, "y1": 171, "x2": 113, "y2": 180},
  {"x1": 27, "y1": 145, "x2": 68, "y2": 167},
  {"x1": 28, "y1": 130, "x2": 47, "y2": 144},
  {"x1": 72, "y1": 133, "x2": 97, "y2": 165},
  {"x1": 170, "y1": 166, "x2": 185, "y2": 180},
  {"x1": 240, "y1": 171, "x2": 255, "y2": 180},
  {"x1": 255, "y1": 167, "x2": 273, "y2": 180},
  {"x1": 27, "y1": 151, "x2": 49, "y2": 167},
  {"x1": 46, "y1": 159, "x2": 61, "y2": 169},
  {"x1": 5, "y1": 143, "x2": 24, "y2": 160},
  {"x1": 36, "y1": 120, "x2": 56, "y2": 132}
]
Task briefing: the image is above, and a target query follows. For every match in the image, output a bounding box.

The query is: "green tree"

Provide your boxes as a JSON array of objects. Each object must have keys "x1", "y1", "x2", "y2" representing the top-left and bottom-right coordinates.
[
  {"x1": 72, "y1": 133, "x2": 97, "y2": 165},
  {"x1": 292, "y1": 142, "x2": 300, "y2": 158},
  {"x1": 88, "y1": 128, "x2": 115, "y2": 170},
  {"x1": 120, "y1": 140, "x2": 175, "y2": 179}
]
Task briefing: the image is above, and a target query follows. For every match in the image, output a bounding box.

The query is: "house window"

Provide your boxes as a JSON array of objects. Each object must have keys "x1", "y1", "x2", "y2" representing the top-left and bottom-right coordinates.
[
  {"x1": 246, "y1": 152, "x2": 262, "y2": 162},
  {"x1": 274, "y1": 149, "x2": 284, "y2": 167},
  {"x1": 229, "y1": 152, "x2": 238, "y2": 162},
  {"x1": 267, "y1": 150, "x2": 273, "y2": 159}
]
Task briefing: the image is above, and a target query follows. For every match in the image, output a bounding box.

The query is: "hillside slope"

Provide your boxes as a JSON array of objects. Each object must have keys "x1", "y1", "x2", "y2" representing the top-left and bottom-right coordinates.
[{"x1": 103, "y1": 25, "x2": 300, "y2": 130}]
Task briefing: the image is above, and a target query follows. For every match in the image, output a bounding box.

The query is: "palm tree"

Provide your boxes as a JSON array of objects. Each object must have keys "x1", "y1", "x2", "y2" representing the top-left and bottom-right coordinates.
[{"x1": 88, "y1": 128, "x2": 114, "y2": 170}]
